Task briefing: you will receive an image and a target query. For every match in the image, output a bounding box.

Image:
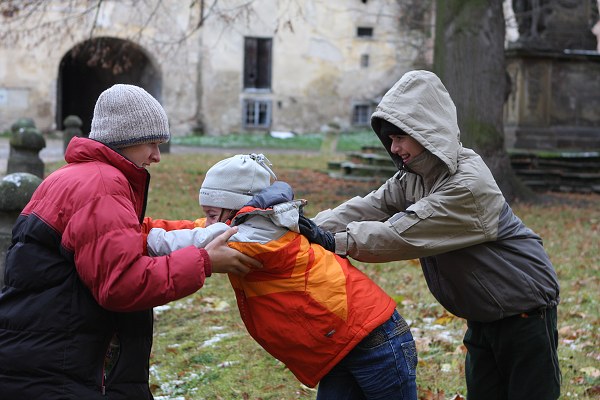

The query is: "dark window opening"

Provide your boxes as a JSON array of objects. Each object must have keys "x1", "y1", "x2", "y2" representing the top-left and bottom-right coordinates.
[
  {"x1": 352, "y1": 104, "x2": 372, "y2": 126},
  {"x1": 244, "y1": 37, "x2": 272, "y2": 89},
  {"x1": 357, "y1": 27, "x2": 373, "y2": 37},
  {"x1": 360, "y1": 54, "x2": 369, "y2": 68},
  {"x1": 243, "y1": 99, "x2": 272, "y2": 128}
]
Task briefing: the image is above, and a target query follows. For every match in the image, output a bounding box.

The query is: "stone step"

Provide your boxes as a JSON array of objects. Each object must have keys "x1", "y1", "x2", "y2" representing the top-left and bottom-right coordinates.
[
  {"x1": 328, "y1": 149, "x2": 600, "y2": 193},
  {"x1": 347, "y1": 152, "x2": 394, "y2": 166},
  {"x1": 340, "y1": 161, "x2": 397, "y2": 176}
]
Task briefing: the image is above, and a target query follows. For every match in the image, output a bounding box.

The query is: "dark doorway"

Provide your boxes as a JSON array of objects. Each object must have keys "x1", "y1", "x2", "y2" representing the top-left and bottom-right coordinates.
[{"x1": 57, "y1": 37, "x2": 161, "y2": 136}]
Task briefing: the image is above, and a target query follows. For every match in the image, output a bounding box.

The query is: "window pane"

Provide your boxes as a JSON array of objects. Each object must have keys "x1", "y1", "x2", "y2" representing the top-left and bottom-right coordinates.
[
  {"x1": 352, "y1": 104, "x2": 371, "y2": 126},
  {"x1": 357, "y1": 27, "x2": 373, "y2": 37},
  {"x1": 243, "y1": 99, "x2": 271, "y2": 128},
  {"x1": 360, "y1": 54, "x2": 369, "y2": 68},
  {"x1": 244, "y1": 37, "x2": 272, "y2": 89},
  {"x1": 244, "y1": 38, "x2": 258, "y2": 88}
]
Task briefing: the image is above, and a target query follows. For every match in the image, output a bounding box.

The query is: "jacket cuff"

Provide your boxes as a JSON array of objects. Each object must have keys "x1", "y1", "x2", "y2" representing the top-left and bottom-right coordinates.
[
  {"x1": 200, "y1": 248, "x2": 212, "y2": 277},
  {"x1": 334, "y1": 232, "x2": 348, "y2": 256}
]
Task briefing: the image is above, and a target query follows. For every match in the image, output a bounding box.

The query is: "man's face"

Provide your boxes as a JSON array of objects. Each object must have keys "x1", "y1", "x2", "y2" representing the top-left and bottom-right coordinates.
[
  {"x1": 119, "y1": 142, "x2": 162, "y2": 168},
  {"x1": 389, "y1": 134, "x2": 425, "y2": 165}
]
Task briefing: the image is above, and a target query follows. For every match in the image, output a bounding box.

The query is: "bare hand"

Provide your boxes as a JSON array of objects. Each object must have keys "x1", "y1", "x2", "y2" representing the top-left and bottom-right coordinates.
[{"x1": 205, "y1": 227, "x2": 262, "y2": 275}]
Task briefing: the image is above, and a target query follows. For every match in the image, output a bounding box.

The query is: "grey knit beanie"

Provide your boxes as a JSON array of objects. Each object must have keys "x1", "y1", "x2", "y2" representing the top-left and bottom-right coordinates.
[
  {"x1": 89, "y1": 84, "x2": 170, "y2": 149},
  {"x1": 199, "y1": 154, "x2": 277, "y2": 210}
]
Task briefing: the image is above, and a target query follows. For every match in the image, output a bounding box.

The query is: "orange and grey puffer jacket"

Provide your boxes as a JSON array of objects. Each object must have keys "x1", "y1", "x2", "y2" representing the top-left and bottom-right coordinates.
[{"x1": 147, "y1": 199, "x2": 397, "y2": 387}]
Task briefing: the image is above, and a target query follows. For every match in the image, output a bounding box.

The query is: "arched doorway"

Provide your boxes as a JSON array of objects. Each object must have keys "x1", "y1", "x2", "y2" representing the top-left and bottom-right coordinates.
[{"x1": 57, "y1": 37, "x2": 162, "y2": 136}]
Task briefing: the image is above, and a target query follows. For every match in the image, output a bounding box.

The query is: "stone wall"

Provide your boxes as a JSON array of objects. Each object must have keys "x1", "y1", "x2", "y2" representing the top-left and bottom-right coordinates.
[
  {"x1": 0, "y1": 0, "x2": 202, "y2": 135},
  {"x1": 0, "y1": 0, "x2": 433, "y2": 137}
]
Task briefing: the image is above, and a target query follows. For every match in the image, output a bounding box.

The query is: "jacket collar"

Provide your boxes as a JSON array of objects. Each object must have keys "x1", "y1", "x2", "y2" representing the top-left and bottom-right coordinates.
[
  {"x1": 404, "y1": 150, "x2": 450, "y2": 194},
  {"x1": 65, "y1": 137, "x2": 151, "y2": 222}
]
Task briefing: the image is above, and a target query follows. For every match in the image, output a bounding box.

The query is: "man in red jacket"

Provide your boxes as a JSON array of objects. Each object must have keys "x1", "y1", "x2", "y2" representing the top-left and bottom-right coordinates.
[{"x1": 0, "y1": 84, "x2": 259, "y2": 399}]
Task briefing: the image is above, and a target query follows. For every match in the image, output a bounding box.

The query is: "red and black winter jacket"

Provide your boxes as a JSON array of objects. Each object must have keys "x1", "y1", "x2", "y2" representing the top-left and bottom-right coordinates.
[{"x1": 0, "y1": 137, "x2": 210, "y2": 399}]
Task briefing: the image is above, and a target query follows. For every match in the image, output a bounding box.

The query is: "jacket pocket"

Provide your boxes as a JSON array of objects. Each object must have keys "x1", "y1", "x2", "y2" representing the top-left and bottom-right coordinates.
[{"x1": 470, "y1": 271, "x2": 506, "y2": 321}]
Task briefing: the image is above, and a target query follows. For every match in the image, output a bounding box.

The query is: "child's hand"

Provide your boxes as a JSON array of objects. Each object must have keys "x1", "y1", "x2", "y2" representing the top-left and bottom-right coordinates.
[{"x1": 205, "y1": 227, "x2": 262, "y2": 275}]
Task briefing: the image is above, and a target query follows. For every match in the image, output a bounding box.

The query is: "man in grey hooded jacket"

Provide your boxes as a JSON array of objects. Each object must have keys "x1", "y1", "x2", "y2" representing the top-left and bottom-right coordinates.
[{"x1": 299, "y1": 70, "x2": 560, "y2": 400}]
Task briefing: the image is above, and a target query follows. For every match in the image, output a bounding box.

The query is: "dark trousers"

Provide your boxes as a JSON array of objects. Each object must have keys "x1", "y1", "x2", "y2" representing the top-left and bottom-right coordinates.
[{"x1": 463, "y1": 307, "x2": 560, "y2": 400}]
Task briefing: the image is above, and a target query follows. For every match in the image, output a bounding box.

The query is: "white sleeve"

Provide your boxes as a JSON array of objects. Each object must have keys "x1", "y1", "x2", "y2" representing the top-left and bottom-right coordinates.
[{"x1": 147, "y1": 222, "x2": 231, "y2": 256}]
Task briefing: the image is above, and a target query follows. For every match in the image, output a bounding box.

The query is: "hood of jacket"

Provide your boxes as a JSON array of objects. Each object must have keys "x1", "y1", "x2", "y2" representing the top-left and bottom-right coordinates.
[
  {"x1": 231, "y1": 200, "x2": 306, "y2": 243},
  {"x1": 371, "y1": 70, "x2": 461, "y2": 175}
]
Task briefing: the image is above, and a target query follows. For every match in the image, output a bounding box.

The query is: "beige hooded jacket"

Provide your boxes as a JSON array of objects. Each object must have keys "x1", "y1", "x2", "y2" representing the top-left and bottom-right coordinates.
[{"x1": 313, "y1": 70, "x2": 559, "y2": 322}]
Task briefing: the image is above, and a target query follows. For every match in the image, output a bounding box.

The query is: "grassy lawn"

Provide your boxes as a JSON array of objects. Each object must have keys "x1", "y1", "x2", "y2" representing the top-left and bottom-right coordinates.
[
  {"x1": 170, "y1": 130, "x2": 379, "y2": 153},
  {"x1": 39, "y1": 139, "x2": 599, "y2": 399},
  {"x1": 135, "y1": 148, "x2": 600, "y2": 400}
]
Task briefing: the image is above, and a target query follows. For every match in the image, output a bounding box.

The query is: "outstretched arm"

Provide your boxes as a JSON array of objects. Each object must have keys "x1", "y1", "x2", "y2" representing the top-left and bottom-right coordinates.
[{"x1": 147, "y1": 222, "x2": 230, "y2": 256}]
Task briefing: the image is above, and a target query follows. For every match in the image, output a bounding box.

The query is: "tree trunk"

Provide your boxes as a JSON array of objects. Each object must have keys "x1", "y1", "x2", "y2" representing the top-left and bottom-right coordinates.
[{"x1": 433, "y1": 0, "x2": 533, "y2": 201}]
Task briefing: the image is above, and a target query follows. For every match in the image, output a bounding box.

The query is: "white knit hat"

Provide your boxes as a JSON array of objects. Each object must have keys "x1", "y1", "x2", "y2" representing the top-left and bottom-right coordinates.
[
  {"x1": 89, "y1": 84, "x2": 170, "y2": 149},
  {"x1": 199, "y1": 154, "x2": 277, "y2": 210}
]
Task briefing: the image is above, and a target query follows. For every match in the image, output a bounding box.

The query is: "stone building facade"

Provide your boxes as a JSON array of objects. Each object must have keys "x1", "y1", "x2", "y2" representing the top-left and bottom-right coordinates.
[{"x1": 0, "y1": 0, "x2": 434, "y2": 137}]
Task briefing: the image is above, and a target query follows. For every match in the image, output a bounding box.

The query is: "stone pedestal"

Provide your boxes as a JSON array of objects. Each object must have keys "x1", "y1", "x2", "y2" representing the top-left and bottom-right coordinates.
[
  {"x1": 0, "y1": 172, "x2": 42, "y2": 288},
  {"x1": 6, "y1": 118, "x2": 46, "y2": 178},
  {"x1": 505, "y1": 0, "x2": 600, "y2": 151},
  {"x1": 63, "y1": 115, "x2": 83, "y2": 152},
  {"x1": 505, "y1": 49, "x2": 600, "y2": 150}
]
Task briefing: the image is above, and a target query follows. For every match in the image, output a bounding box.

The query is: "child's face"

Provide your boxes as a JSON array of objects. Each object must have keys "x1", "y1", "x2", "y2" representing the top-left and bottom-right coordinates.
[
  {"x1": 202, "y1": 206, "x2": 224, "y2": 226},
  {"x1": 389, "y1": 134, "x2": 425, "y2": 165},
  {"x1": 202, "y1": 206, "x2": 236, "y2": 226}
]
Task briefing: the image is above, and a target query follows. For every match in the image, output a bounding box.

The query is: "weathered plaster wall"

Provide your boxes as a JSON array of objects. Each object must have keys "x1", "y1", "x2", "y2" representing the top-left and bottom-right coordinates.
[
  {"x1": 199, "y1": 0, "x2": 431, "y2": 135},
  {"x1": 0, "y1": 0, "x2": 432, "y2": 136},
  {"x1": 0, "y1": 0, "x2": 201, "y2": 135}
]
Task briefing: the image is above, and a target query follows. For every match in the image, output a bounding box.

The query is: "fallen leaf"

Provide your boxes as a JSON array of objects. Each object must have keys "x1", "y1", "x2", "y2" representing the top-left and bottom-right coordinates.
[
  {"x1": 453, "y1": 344, "x2": 467, "y2": 354},
  {"x1": 585, "y1": 385, "x2": 600, "y2": 396},
  {"x1": 434, "y1": 311, "x2": 457, "y2": 325},
  {"x1": 418, "y1": 388, "x2": 445, "y2": 400}
]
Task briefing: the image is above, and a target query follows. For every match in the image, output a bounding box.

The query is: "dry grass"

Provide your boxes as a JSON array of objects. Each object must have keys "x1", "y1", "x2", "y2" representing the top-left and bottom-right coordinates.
[{"x1": 49, "y1": 150, "x2": 600, "y2": 399}]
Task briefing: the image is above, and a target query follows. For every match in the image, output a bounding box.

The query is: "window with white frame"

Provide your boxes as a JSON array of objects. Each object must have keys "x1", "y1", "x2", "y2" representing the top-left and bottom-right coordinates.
[
  {"x1": 243, "y1": 99, "x2": 272, "y2": 128},
  {"x1": 352, "y1": 104, "x2": 372, "y2": 126}
]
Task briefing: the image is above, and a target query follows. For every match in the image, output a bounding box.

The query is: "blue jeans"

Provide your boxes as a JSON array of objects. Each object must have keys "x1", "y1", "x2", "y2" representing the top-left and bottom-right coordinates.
[{"x1": 316, "y1": 310, "x2": 417, "y2": 400}]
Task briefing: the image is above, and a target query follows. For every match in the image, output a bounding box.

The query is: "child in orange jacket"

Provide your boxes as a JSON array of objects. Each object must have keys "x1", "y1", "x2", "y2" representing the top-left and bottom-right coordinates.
[{"x1": 147, "y1": 154, "x2": 418, "y2": 399}]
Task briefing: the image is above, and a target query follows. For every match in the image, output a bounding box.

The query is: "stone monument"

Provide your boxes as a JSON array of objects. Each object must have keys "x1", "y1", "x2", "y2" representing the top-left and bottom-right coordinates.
[{"x1": 505, "y1": 0, "x2": 600, "y2": 150}]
